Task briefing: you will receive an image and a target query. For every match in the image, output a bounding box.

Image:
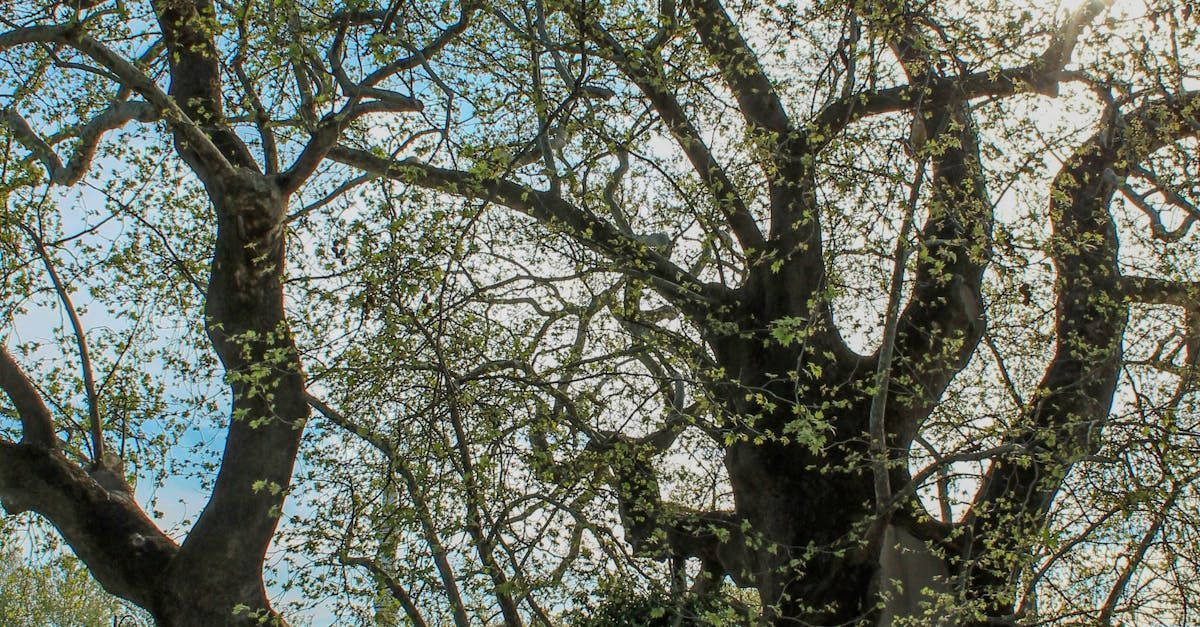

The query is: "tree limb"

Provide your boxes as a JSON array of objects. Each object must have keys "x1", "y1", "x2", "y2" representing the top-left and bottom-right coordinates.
[
  {"x1": 814, "y1": 0, "x2": 1112, "y2": 140},
  {"x1": 342, "y1": 555, "x2": 431, "y2": 627},
  {"x1": 583, "y1": 23, "x2": 765, "y2": 253},
  {"x1": 1, "y1": 101, "x2": 158, "y2": 186},
  {"x1": 307, "y1": 393, "x2": 472, "y2": 627},
  {"x1": 328, "y1": 145, "x2": 726, "y2": 318},
  {"x1": 0, "y1": 23, "x2": 236, "y2": 180},
  {"x1": 0, "y1": 345, "x2": 57, "y2": 447}
]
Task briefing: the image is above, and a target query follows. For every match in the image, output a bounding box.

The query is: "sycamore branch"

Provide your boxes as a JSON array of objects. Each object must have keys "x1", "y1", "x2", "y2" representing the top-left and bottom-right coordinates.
[
  {"x1": 962, "y1": 87, "x2": 1200, "y2": 611},
  {"x1": 1124, "y1": 276, "x2": 1200, "y2": 308},
  {"x1": 680, "y1": 0, "x2": 828, "y2": 253},
  {"x1": 328, "y1": 146, "x2": 726, "y2": 318},
  {"x1": 874, "y1": 18, "x2": 992, "y2": 468},
  {"x1": 0, "y1": 351, "x2": 177, "y2": 609},
  {"x1": 0, "y1": 23, "x2": 236, "y2": 180},
  {"x1": 0, "y1": 346, "x2": 56, "y2": 447},
  {"x1": 280, "y1": 2, "x2": 476, "y2": 193},
  {"x1": 152, "y1": 0, "x2": 260, "y2": 176},
  {"x1": 814, "y1": 0, "x2": 1111, "y2": 141},
  {"x1": 0, "y1": 442, "x2": 178, "y2": 608},
  {"x1": 307, "y1": 394, "x2": 472, "y2": 627},
  {"x1": 683, "y1": 0, "x2": 790, "y2": 139},
  {"x1": 341, "y1": 555, "x2": 431, "y2": 627},
  {"x1": 1120, "y1": 164, "x2": 1200, "y2": 242},
  {"x1": 600, "y1": 438, "x2": 752, "y2": 588},
  {"x1": 1097, "y1": 471, "x2": 1196, "y2": 624},
  {"x1": 347, "y1": 0, "x2": 477, "y2": 88},
  {"x1": 1123, "y1": 276, "x2": 1200, "y2": 396},
  {"x1": 583, "y1": 22, "x2": 765, "y2": 253},
  {"x1": 21, "y1": 225, "x2": 104, "y2": 461},
  {"x1": 1, "y1": 101, "x2": 158, "y2": 186}
]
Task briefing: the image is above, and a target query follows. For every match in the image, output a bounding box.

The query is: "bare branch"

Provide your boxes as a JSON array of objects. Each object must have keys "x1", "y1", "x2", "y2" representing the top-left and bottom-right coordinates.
[
  {"x1": 354, "y1": 0, "x2": 478, "y2": 88},
  {"x1": 1121, "y1": 165, "x2": 1200, "y2": 242},
  {"x1": 1097, "y1": 471, "x2": 1196, "y2": 624}
]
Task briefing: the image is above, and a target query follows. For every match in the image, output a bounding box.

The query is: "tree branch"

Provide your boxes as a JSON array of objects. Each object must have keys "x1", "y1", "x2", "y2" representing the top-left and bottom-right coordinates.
[
  {"x1": 602, "y1": 438, "x2": 753, "y2": 588},
  {"x1": 814, "y1": 0, "x2": 1111, "y2": 140},
  {"x1": 328, "y1": 146, "x2": 726, "y2": 318},
  {"x1": 1096, "y1": 471, "x2": 1195, "y2": 624},
  {"x1": 17, "y1": 223, "x2": 104, "y2": 461},
  {"x1": 0, "y1": 346, "x2": 57, "y2": 447},
  {"x1": 342, "y1": 555, "x2": 431, "y2": 627},
  {"x1": 876, "y1": 25, "x2": 993, "y2": 463},
  {"x1": 1, "y1": 101, "x2": 158, "y2": 186},
  {"x1": 0, "y1": 441, "x2": 178, "y2": 609},
  {"x1": 151, "y1": 0, "x2": 258, "y2": 175},
  {"x1": 583, "y1": 23, "x2": 765, "y2": 253},
  {"x1": 0, "y1": 23, "x2": 236, "y2": 180},
  {"x1": 1123, "y1": 276, "x2": 1200, "y2": 308},
  {"x1": 683, "y1": 0, "x2": 790, "y2": 138},
  {"x1": 307, "y1": 394, "x2": 472, "y2": 627},
  {"x1": 964, "y1": 89, "x2": 1200, "y2": 613}
]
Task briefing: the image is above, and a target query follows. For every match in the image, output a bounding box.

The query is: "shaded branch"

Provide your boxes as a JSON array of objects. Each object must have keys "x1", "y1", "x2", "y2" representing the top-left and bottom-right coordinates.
[
  {"x1": 0, "y1": 23, "x2": 236, "y2": 179},
  {"x1": 600, "y1": 438, "x2": 752, "y2": 588},
  {"x1": 965, "y1": 91, "x2": 1200, "y2": 612},
  {"x1": 151, "y1": 0, "x2": 258, "y2": 176},
  {"x1": 328, "y1": 145, "x2": 726, "y2": 318},
  {"x1": 813, "y1": 0, "x2": 1111, "y2": 141},
  {"x1": 583, "y1": 23, "x2": 765, "y2": 253},
  {"x1": 965, "y1": 115, "x2": 1126, "y2": 616},
  {"x1": 279, "y1": 1, "x2": 478, "y2": 193},
  {"x1": 231, "y1": 6, "x2": 279, "y2": 174},
  {"x1": 882, "y1": 32, "x2": 992, "y2": 463},
  {"x1": 0, "y1": 441, "x2": 177, "y2": 609},
  {"x1": 1123, "y1": 276, "x2": 1200, "y2": 308},
  {"x1": 683, "y1": 0, "x2": 789, "y2": 138},
  {"x1": 868, "y1": 159, "x2": 926, "y2": 513},
  {"x1": 307, "y1": 394, "x2": 472, "y2": 627},
  {"x1": 342, "y1": 555, "x2": 431, "y2": 627}
]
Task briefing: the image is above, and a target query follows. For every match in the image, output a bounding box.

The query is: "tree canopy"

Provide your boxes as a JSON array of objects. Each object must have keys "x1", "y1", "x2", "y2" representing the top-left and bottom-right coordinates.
[{"x1": 1, "y1": 0, "x2": 1199, "y2": 624}]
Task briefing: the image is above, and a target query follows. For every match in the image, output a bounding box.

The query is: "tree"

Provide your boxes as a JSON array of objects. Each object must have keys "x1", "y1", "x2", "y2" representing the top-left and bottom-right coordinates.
[
  {"x1": 1, "y1": 0, "x2": 1199, "y2": 625},
  {"x1": 322, "y1": 0, "x2": 1200, "y2": 623},
  {"x1": 0, "y1": 0, "x2": 468, "y2": 623},
  {"x1": 0, "y1": 524, "x2": 151, "y2": 626}
]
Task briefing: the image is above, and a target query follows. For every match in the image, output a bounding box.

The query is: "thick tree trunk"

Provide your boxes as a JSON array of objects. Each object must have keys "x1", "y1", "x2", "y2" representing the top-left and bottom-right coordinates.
[
  {"x1": 153, "y1": 180, "x2": 303, "y2": 625},
  {"x1": 698, "y1": 279, "x2": 968, "y2": 625},
  {"x1": 719, "y1": 403, "x2": 954, "y2": 625},
  {"x1": 1, "y1": 179, "x2": 301, "y2": 626},
  {"x1": 706, "y1": 328, "x2": 875, "y2": 623},
  {"x1": 724, "y1": 442, "x2": 876, "y2": 622}
]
